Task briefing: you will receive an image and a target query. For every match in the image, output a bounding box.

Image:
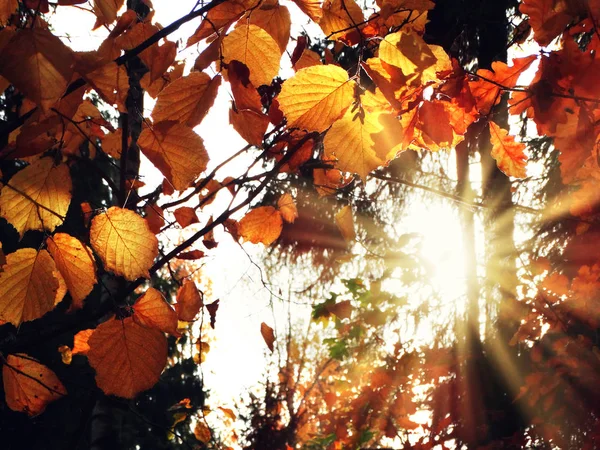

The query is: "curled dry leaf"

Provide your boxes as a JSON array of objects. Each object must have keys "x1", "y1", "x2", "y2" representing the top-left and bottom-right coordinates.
[
  {"x1": 173, "y1": 206, "x2": 200, "y2": 229},
  {"x1": 175, "y1": 280, "x2": 203, "y2": 322},
  {"x1": 260, "y1": 322, "x2": 275, "y2": 352},
  {"x1": 90, "y1": 207, "x2": 158, "y2": 281},
  {"x1": 88, "y1": 316, "x2": 168, "y2": 399},
  {"x1": 238, "y1": 206, "x2": 283, "y2": 246},
  {"x1": 0, "y1": 248, "x2": 58, "y2": 326},
  {"x1": 3, "y1": 353, "x2": 67, "y2": 416}
]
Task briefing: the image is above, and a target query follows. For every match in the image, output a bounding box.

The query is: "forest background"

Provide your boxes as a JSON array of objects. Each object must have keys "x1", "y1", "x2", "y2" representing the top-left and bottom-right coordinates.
[{"x1": 0, "y1": 0, "x2": 599, "y2": 449}]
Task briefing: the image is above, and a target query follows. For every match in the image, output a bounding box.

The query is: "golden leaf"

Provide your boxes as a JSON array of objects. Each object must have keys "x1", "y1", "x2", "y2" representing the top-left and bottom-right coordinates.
[
  {"x1": 138, "y1": 121, "x2": 209, "y2": 191},
  {"x1": 0, "y1": 158, "x2": 72, "y2": 237},
  {"x1": 222, "y1": 24, "x2": 282, "y2": 87},
  {"x1": 379, "y1": 31, "x2": 436, "y2": 79},
  {"x1": 278, "y1": 65, "x2": 355, "y2": 132},
  {"x1": 89, "y1": 207, "x2": 158, "y2": 281},
  {"x1": 229, "y1": 108, "x2": 270, "y2": 147},
  {"x1": 152, "y1": 73, "x2": 221, "y2": 127},
  {"x1": 247, "y1": 4, "x2": 291, "y2": 52},
  {"x1": 88, "y1": 316, "x2": 167, "y2": 399},
  {"x1": 175, "y1": 280, "x2": 203, "y2": 322},
  {"x1": 238, "y1": 206, "x2": 283, "y2": 246},
  {"x1": 0, "y1": 248, "x2": 58, "y2": 326},
  {"x1": 489, "y1": 121, "x2": 527, "y2": 178},
  {"x1": 335, "y1": 205, "x2": 355, "y2": 242},
  {"x1": 133, "y1": 287, "x2": 180, "y2": 337},
  {"x1": 320, "y1": 0, "x2": 364, "y2": 40},
  {"x1": 3, "y1": 354, "x2": 67, "y2": 416},
  {"x1": 46, "y1": 233, "x2": 97, "y2": 311},
  {"x1": 277, "y1": 193, "x2": 298, "y2": 223}
]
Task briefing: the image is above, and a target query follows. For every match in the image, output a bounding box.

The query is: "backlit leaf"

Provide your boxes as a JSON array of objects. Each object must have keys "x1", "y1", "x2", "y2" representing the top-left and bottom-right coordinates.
[
  {"x1": 174, "y1": 206, "x2": 200, "y2": 229},
  {"x1": 238, "y1": 206, "x2": 283, "y2": 246},
  {"x1": 489, "y1": 121, "x2": 527, "y2": 178},
  {"x1": 229, "y1": 108, "x2": 270, "y2": 146},
  {"x1": 3, "y1": 354, "x2": 67, "y2": 416},
  {"x1": 152, "y1": 73, "x2": 221, "y2": 128},
  {"x1": 138, "y1": 121, "x2": 209, "y2": 191},
  {"x1": 335, "y1": 205, "x2": 355, "y2": 242},
  {"x1": 89, "y1": 207, "x2": 158, "y2": 281},
  {"x1": 277, "y1": 193, "x2": 298, "y2": 223},
  {"x1": 187, "y1": 1, "x2": 245, "y2": 46},
  {"x1": 93, "y1": 0, "x2": 124, "y2": 25},
  {"x1": 247, "y1": 4, "x2": 291, "y2": 52},
  {"x1": 320, "y1": 0, "x2": 364, "y2": 41},
  {"x1": 175, "y1": 280, "x2": 203, "y2": 322},
  {"x1": 72, "y1": 329, "x2": 93, "y2": 355},
  {"x1": 260, "y1": 322, "x2": 275, "y2": 352},
  {"x1": 46, "y1": 233, "x2": 97, "y2": 311},
  {"x1": 379, "y1": 31, "x2": 436, "y2": 79},
  {"x1": 133, "y1": 287, "x2": 180, "y2": 336},
  {"x1": 88, "y1": 316, "x2": 167, "y2": 399},
  {"x1": 222, "y1": 24, "x2": 282, "y2": 87},
  {"x1": 278, "y1": 65, "x2": 355, "y2": 132},
  {"x1": 0, "y1": 248, "x2": 58, "y2": 326},
  {"x1": 194, "y1": 421, "x2": 212, "y2": 443},
  {"x1": 0, "y1": 158, "x2": 72, "y2": 237}
]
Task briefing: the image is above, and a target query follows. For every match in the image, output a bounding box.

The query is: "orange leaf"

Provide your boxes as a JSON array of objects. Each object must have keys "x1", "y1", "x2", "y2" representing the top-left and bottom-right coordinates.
[
  {"x1": 46, "y1": 233, "x2": 97, "y2": 311},
  {"x1": 229, "y1": 108, "x2": 270, "y2": 146},
  {"x1": 335, "y1": 205, "x2": 355, "y2": 242},
  {"x1": 328, "y1": 300, "x2": 352, "y2": 319},
  {"x1": 175, "y1": 280, "x2": 203, "y2": 322},
  {"x1": 194, "y1": 421, "x2": 212, "y2": 443},
  {"x1": 177, "y1": 250, "x2": 205, "y2": 260},
  {"x1": 88, "y1": 316, "x2": 167, "y2": 398},
  {"x1": 3, "y1": 354, "x2": 67, "y2": 416},
  {"x1": 0, "y1": 0, "x2": 18, "y2": 25},
  {"x1": 144, "y1": 204, "x2": 165, "y2": 234},
  {"x1": 187, "y1": 1, "x2": 245, "y2": 46},
  {"x1": 247, "y1": 4, "x2": 291, "y2": 52},
  {"x1": 133, "y1": 287, "x2": 180, "y2": 336},
  {"x1": 218, "y1": 406, "x2": 237, "y2": 420},
  {"x1": 238, "y1": 206, "x2": 283, "y2": 245},
  {"x1": 0, "y1": 158, "x2": 72, "y2": 237},
  {"x1": 222, "y1": 24, "x2": 282, "y2": 87},
  {"x1": 0, "y1": 28, "x2": 75, "y2": 111},
  {"x1": 277, "y1": 193, "x2": 298, "y2": 223},
  {"x1": 138, "y1": 121, "x2": 209, "y2": 191},
  {"x1": 84, "y1": 62, "x2": 129, "y2": 112},
  {"x1": 379, "y1": 31, "x2": 436, "y2": 79},
  {"x1": 469, "y1": 55, "x2": 537, "y2": 115},
  {"x1": 89, "y1": 207, "x2": 159, "y2": 281},
  {"x1": 278, "y1": 65, "x2": 355, "y2": 132},
  {"x1": 93, "y1": 0, "x2": 125, "y2": 25},
  {"x1": 320, "y1": 0, "x2": 364, "y2": 42},
  {"x1": 174, "y1": 206, "x2": 200, "y2": 229},
  {"x1": 520, "y1": 0, "x2": 572, "y2": 46},
  {"x1": 0, "y1": 248, "x2": 58, "y2": 326},
  {"x1": 260, "y1": 322, "x2": 275, "y2": 352},
  {"x1": 72, "y1": 329, "x2": 94, "y2": 355},
  {"x1": 489, "y1": 121, "x2": 527, "y2": 178},
  {"x1": 152, "y1": 73, "x2": 221, "y2": 128},
  {"x1": 291, "y1": 0, "x2": 322, "y2": 22}
]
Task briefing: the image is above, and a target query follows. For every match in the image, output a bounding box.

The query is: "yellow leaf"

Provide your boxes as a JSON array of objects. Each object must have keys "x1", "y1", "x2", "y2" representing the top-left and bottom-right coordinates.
[
  {"x1": 0, "y1": 28, "x2": 75, "y2": 111},
  {"x1": 222, "y1": 24, "x2": 282, "y2": 87},
  {"x1": 187, "y1": 1, "x2": 246, "y2": 46},
  {"x1": 175, "y1": 280, "x2": 203, "y2": 322},
  {"x1": 0, "y1": 248, "x2": 58, "y2": 326},
  {"x1": 133, "y1": 287, "x2": 180, "y2": 336},
  {"x1": 320, "y1": 0, "x2": 364, "y2": 40},
  {"x1": 260, "y1": 322, "x2": 275, "y2": 352},
  {"x1": 277, "y1": 193, "x2": 298, "y2": 223},
  {"x1": 229, "y1": 108, "x2": 270, "y2": 147},
  {"x1": 294, "y1": 48, "x2": 322, "y2": 71},
  {"x1": 0, "y1": 158, "x2": 72, "y2": 238},
  {"x1": 138, "y1": 121, "x2": 209, "y2": 191},
  {"x1": 58, "y1": 345, "x2": 72, "y2": 365},
  {"x1": 247, "y1": 4, "x2": 291, "y2": 52},
  {"x1": 335, "y1": 205, "x2": 355, "y2": 242},
  {"x1": 88, "y1": 316, "x2": 167, "y2": 399},
  {"x1": 89, "y1": 207, "x2": 158, "y2": 281},
  {"x1": 379, "y1": 31, "x2": 436, "y2": 79},
  {"x1": 489, "y1": 121, "x2": 527, "y2": 178},
  {"x1": 46, "y1": 233, "x2": 97, "y2": 311},
  {"x1": 218, "y1": 406, "x2": 236, "y2": 420},
  {"x1": 84, "y1": 62, "x2": 129, "y2": 112},
  {"x1": 278, "y1": 65, "x2": 355, "y2": 132},
  {"x1": 291, "y1": 0, "x2": 323, "y2": 22},
  {"x1": 152, "y1": 73, "x2": 221, "y2": 128},
  {"x1": 238, "y1": 206, "x2": 283, "y2": 246},
  {"x1": 324, "y1": 105, "x2": 403, "y2": 179},
  {"x1": 3, "y1": 354, "x2": 67, "y2": 416},
  {"x1": 93, "y1": 0, "x2": 125, "y2": 26}
]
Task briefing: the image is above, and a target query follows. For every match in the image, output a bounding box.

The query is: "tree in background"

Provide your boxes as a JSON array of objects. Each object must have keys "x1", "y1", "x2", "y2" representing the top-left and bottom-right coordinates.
[{"x1": 1, "y1": 0, "x2": 600, "y2": 449}]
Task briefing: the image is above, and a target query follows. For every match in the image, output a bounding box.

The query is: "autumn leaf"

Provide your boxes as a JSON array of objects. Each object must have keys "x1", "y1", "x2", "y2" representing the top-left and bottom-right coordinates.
[
  {"x1": 173, "y1": 206, "x2": 200, "y2": 229},
  {"x1": 0, "y1": 27, "x2": 75, "y2": 111},
  {"x1": 152, "y1": 73, "x2": 221, "y2": 128},
  {"x1": 177, "y1": 250, "x2": 205, "y2": 260},
  {"x1": 72, "y1": 329, "x2": 94, "y2": 355},
  {"x1": 277, "y1": 193, "x2": 298, "y2": 223},
  {"x1": 489, "y1": 121, "x2": 527, "y2": 178},
  {"x1": 84, "y1": 62, "x2": 129, "y2": 112},
  {"x1": 133, "y1": 287, "x2": 180, "y2": 337},
  {"x1": 138, "y1": 121, "x2": 209, "y2": 191},
  {"x1": 90, "y1": 207, "x2": 159, "y2": 281},
  {"x1": 3, "y1": 354, "x2": 67, "y2": 416},
  {"x1": 58, "y1": 345, "x2": 72, "y2": 365},
  {"x1": 0, "y1": 158, "x2": 72, "y2": 237},
  {"x1": 194, "y1": 421, "x2": 212, "y2": 443},
  {"x1": 238, "y1": 206, "x2": 283, "y2": 246},
  {"x1": 187, "y1": 0, "x2": 245, "y2": 46},
  {"x1": 379, "y1": 31, "x2": 436, "y2": 79},
  {"x1": 144, "y1": 204, "x2": 165, "y2": 234},
  {"x1": 175, "y1": 280, "x2": 203, "y2": 322},
  {"x1": 0, "y1": 0, "x2": 18, "y2": 25},
  {"x1": 230, "y1": 108, "x2": 270, "y2": 147},
  {"x1": 46, "y1": 233, "x2": 97, "y2": 311},
  {"x1": 278, "y1": 65, "x2": 355, "y2": 132},
  {"x1": 222, "y1": 24, "x2": 282, "y2": 87},
  {"x1": 205, "y1": 299, "x2": 219, "y2": 329},
  {"x1": 320, "y1": 0, "x2": 365, "y2": 42},
  {"x1": 88, "y1": 316, "x2": 168, "y2": 399},
  {"x1": 247, "y1": 4, "x2": 291, "y2": 52},
  {"x1": 0, "y1": 248, "x2": 58, "y2": 326},
  {"x1": 519, "y1": 0, "x2": 572, "y2": 46},
  {"x1": 291, "y1": 0, "x2": 323, "y2": 22},
  {"x1": 335, "y1": 205, "x2": 356, "y2": 242},
  {"x1": 92, "y1": 0, "x2": 124, "y2": 26},
  {"x1": 260, "y1": 322, "x2": 275, "y2": 352},
  {"x1": 469, "y1": 55, "x2": 537, "y2": 115}
]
